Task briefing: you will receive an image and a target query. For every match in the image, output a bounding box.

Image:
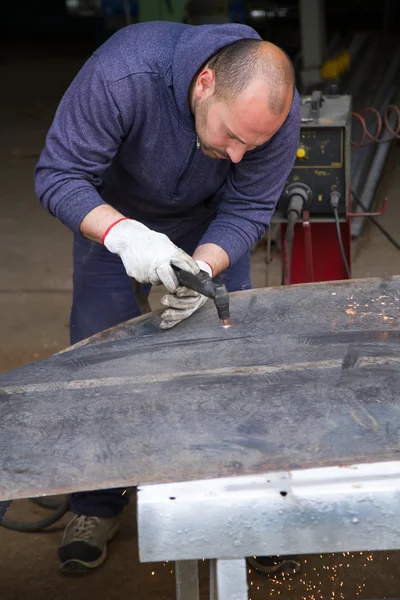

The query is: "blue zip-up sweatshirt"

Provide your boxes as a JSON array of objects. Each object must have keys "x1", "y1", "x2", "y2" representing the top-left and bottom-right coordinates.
[{"x1": 35, "y1": 21, "x2": 300, "y2": 266}]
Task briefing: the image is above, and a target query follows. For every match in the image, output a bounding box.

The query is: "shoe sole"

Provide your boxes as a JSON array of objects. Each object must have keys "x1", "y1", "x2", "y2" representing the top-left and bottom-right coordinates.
[{"x1": 60, "y1": 522, "x2": 120, "y2": 574}]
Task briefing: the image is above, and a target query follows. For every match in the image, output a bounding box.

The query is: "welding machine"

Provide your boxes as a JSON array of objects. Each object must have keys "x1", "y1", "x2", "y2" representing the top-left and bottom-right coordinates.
[{"x1": 274, "y1": 89, "x2": 353, "y2": 284}]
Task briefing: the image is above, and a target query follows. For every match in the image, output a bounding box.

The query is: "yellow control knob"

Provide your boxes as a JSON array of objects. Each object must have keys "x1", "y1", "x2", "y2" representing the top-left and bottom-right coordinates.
[{"x1": 296, "y1": 147, "x2": 306, "y2": 159}]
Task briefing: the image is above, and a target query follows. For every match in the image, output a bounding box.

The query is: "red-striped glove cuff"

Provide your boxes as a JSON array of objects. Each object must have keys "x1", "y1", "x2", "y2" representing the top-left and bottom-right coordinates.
[
  {"x1": 196, "y1": 259, "x2": 213, "y2": 278},
  {"x1": 203, "y1": 261, "x2": 213, "y2": 277},
  {"x1": 101, "y1": 218, "x2": 130, "y2": 245}
]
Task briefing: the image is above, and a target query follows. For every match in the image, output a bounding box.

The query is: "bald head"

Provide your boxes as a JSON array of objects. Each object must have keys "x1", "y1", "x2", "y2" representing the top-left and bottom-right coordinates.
[
  {"x1": 206, "y1": 39, "x2": 295, "y2": 115},
  {"x1": 191, "y1": 39, "x2": 295, "y2": 163}
]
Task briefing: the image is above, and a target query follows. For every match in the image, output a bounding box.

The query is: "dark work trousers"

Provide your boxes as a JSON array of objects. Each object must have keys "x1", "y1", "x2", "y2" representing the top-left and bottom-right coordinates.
[{"x1": 70, "y1": 222, "x2": 252, "y2": 518}]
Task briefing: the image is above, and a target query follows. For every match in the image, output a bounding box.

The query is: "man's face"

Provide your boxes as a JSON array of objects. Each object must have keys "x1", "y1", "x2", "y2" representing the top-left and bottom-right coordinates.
[{"x1": 193, "y1": 78, "x2": 291, "y2": 163}]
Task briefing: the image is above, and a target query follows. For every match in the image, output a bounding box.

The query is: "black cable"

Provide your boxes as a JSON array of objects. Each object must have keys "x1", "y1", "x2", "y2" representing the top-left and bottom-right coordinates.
[
  {"x1": 351, "y1": 190, "x2": 400, "y2": 251},
  {"x1": 281, "y1": 193, "x2": 305, "y2": 286},
  {"x1": 0, "y1": 497, "x2": 70, "y2": 532},
  {"x1": 31, "y1": 497, "x2": 66, "y2": 510},
  {"x1": 329, "y1": 191, "x2": 352, "y2": 279},
  {"x1": 247, "y1": 556, "x2": 301, "y2": 578},
  {"x1": 333, "y1": 207, "x2": 352, "y2": 278},
  {"x1": 0, "y1": 500, "x2": 11, "y2": 522}
]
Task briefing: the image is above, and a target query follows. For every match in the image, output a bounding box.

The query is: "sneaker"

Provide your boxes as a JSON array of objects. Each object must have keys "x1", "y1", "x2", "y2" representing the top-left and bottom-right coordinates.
[{"x1": 58, "y1": 515, "x2": 120, "y2": 573}]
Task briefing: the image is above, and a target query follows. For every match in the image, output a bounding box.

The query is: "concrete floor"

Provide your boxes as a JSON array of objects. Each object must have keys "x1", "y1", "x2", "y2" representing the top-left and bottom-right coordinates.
[{"x1": 1, "y1": 41, "x2": 400, "y2": 599}]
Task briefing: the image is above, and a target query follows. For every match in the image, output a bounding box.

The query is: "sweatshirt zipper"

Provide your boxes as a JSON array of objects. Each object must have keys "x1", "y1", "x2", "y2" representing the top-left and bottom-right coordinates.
[{"x1": 173, "y1": 137, "x2": 200, "y2": 196}]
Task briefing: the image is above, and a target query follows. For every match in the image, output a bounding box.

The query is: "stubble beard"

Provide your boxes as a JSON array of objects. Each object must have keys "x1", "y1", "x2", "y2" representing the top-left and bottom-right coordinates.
[{"x1": 194, "y1": 96, "x2": 225, "y2": 160}]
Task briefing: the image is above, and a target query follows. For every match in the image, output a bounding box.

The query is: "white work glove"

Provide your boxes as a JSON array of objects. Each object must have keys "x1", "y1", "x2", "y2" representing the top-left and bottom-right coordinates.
[
  {"x1": 160, "y1": 260, "x2": 212, "y2": 330},
  {"x1": 103, "y1": 219, "x2": 199, "y2": 293}
]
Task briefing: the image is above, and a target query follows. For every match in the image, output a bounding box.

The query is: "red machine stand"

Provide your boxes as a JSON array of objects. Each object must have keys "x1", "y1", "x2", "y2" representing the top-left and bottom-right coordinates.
[
  {"x1": 280, "y1": 216, "x2": 352, "y2": 284},
  {"x1": 280, "y1": 199, "x2": 388, "y2": 285}
]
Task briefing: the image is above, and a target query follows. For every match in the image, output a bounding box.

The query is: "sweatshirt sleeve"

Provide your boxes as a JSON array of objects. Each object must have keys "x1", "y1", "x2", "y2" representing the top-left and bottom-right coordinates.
[
  {"x1": 34, "y1": 55, "x2": 125, "y2": 232},
  {"x1": 198, "y1": 90, "x2": 301, "y2": 266}
]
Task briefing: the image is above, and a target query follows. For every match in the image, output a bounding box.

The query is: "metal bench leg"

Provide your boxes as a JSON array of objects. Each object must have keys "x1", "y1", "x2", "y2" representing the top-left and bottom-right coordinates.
[
  {"x1": 215, "y1": 559, "x2": 248, "y2": 600},
  {"x1": 210, "y1": 559, "x2": 217, "y2": 599},
  {"x1": 175, "y1": 560, "x2": 199, "y2": 600}
]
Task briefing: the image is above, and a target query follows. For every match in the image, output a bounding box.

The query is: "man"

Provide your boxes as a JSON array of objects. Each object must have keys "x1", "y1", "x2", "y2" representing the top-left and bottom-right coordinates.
[{"x1": 35, "y1": 21, "x2": 300, "y2": 572}]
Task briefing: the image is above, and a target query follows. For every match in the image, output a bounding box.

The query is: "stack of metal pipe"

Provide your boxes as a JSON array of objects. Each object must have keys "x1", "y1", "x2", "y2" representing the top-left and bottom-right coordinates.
[{"x1": 319, "y1": 33, "x2": 399, "y2": 237}]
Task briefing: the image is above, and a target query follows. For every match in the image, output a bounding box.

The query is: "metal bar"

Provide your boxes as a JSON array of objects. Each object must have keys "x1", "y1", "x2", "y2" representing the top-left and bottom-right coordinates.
[
  {"x1": 138, "y1": 461, "x2": 400, "y2": 562},
  {"x1": 350, "y1": 49, "x2": 400, "y2": 210},
  {"x1": 299, "y1": 0, "x2": 326, "y2": 87},
  {"x1": 347, "y1": 32, "x2": 368, "y2": 62},
  {"x1": 216, "y1": 560, "x2": 248, "y2": 600},
  {"x1": 210, "y1": 559, "x2": 217, "y2": 600},
  {"x1": 365, "y1": 50, "x2": 400, "y2": 114},
  {"x1": 324, "y1": 31, "x2": 341, "y2": 59},
  {"x1": 351, "y1": 48, "x2": 400, "y2": 158},
  {"x1": 351, "y1": 83, "x2": 397, "y2": 185},
  {"x1": 175, "y1": 560, "x2": 200, "y2": 600},
  {"x1": 352, "y1": 91, "x2": 398, "y2": 237},
  {"x1": 345, "y1": 39, "x2": 377, "y2": 97},
  {"x1": 348, "y1": 197, "x2": 388, "y2": 218}
]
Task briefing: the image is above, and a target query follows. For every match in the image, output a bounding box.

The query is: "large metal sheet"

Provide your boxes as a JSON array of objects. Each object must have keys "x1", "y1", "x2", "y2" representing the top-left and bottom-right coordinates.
[
  {"x1": 138, "y1": 462, "x2": 400, "y2": 562},
  {"x1": 0, "y1": 276, "x2": 399, "y2": 501}
]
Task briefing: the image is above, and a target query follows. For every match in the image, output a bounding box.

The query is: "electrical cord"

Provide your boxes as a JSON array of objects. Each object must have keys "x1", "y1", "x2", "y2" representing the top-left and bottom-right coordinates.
[
  {"x1": 281, "y1": 194, "x2": 305, "y2": 286},
  {"x1": 351, "y1": 105, "x2": 400, "y2": 149},
  {"x1": 0, "y1": 500, "x2": 11, "y2": 522},
  {"x1": 330, "y1": 192, "x2": 352, "y2": 279},
  {"x1": 351, "y1": 190, "x2": 400, "y2": 251},
  {"x1": 333, "y1": 208, "x2": 352, "y2": 278},
  {"x1": 247, "y1": 555, "x2": 301, "y2": 578},
  {"x1": 0, "y1": 496, "x2": 70, "y2": 532}
]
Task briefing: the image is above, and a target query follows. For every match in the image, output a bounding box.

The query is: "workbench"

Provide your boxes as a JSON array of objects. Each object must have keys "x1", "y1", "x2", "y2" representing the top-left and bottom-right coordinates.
[{"x1": 0, "y1": 276, "x2": 399, "y2": 599}]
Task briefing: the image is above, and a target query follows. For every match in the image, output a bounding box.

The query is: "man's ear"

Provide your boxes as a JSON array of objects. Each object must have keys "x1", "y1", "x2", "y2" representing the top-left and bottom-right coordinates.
[{"x1": 193, "y1": 68, "x2": 216, "y2": 100}]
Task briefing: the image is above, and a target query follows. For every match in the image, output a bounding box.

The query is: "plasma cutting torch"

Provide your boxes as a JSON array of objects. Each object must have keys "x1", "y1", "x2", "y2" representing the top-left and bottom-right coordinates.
[
  {"x1": 171, "y1": 265, "x2": 230, "y2": 326},
  {"x1": 132, "y1": 265, "x2": 231, "y2": 326}
]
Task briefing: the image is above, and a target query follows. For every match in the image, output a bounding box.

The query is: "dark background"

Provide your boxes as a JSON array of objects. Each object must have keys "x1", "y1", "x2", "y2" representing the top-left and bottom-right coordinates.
[{"x1": 1, "y1": 0, "x2": 399, "y2": 57}]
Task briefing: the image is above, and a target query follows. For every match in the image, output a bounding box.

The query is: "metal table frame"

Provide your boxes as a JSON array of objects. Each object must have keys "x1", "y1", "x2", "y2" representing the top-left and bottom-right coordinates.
[
  {"x1": 1, "y1": 276, "x2": 399, "y2": 598},
  {"x1": 138, "y1": 460, "x2": 400, "y2": 599}
]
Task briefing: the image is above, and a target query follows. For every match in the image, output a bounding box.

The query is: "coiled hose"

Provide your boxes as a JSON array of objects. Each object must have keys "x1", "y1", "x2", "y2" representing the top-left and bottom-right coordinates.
[{"x1": 0, "y1": 496, "x2": 70, "y2": 532}]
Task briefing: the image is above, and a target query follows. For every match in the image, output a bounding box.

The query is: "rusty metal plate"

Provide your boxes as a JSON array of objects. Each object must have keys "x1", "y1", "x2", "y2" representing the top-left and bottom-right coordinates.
[{"x1": 0, "y1": 276, "x2": 399, "y2": 501}]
